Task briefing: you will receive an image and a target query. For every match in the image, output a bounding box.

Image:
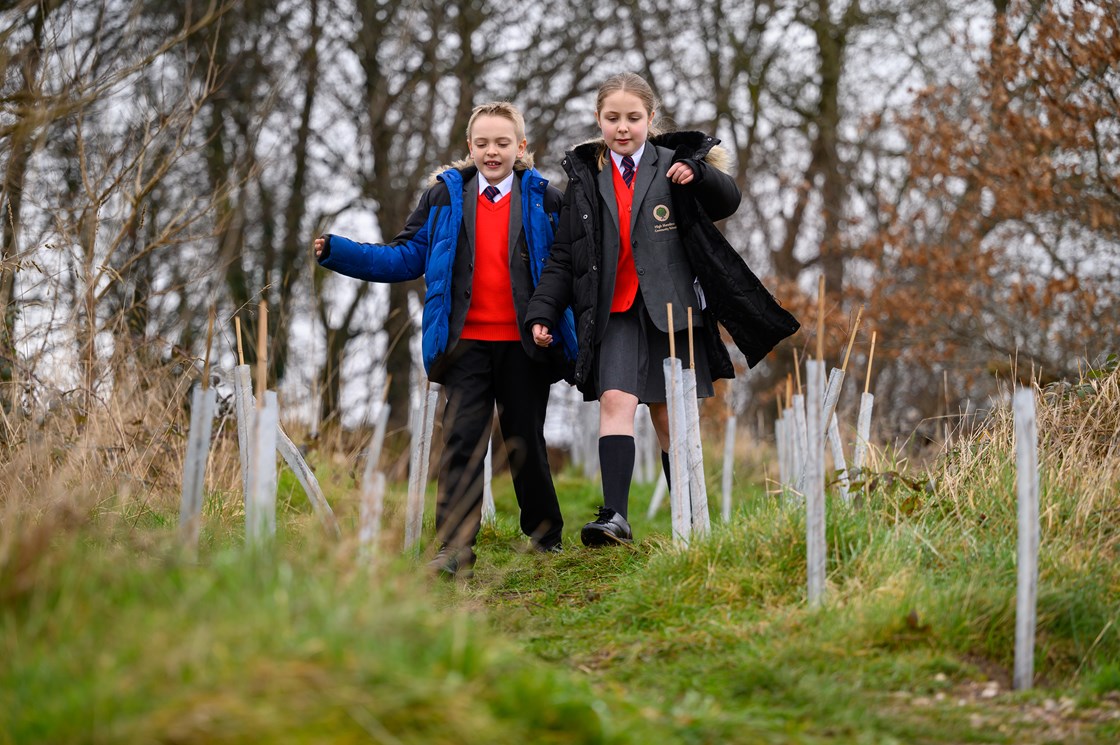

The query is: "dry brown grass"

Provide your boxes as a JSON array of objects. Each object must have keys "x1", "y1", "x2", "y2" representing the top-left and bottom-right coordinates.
[
  {"x1": 935, "y1": 361, "x2": 1120, "y2": 537},
  {"x1": 0, "y1": 358, "x2": 249, "y2": 602}
]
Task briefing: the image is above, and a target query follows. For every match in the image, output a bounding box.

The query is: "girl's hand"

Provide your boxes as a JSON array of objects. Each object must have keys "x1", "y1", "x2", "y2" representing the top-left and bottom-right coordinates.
[
  {"x1": 313, "y1": 236, "x2": 327, "y2": 257},
  {"x1": 666, "y1": 162, "x2": 695, "y2": 184},
  {"x1": 532, "y1": 324, "x2": 553, "y2": 347}
]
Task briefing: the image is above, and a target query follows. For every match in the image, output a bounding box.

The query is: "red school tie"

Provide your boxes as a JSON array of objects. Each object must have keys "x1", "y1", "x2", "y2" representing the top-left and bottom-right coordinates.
[
  {"x1": 483, "y1": 185, "x2": 500, "y2": 202},
  {"x1": 620, "y1": 156, "x2": 635, "y2": 188}
]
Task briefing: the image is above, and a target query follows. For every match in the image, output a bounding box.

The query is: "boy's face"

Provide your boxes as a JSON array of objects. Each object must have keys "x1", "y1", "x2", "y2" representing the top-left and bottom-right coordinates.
[
  {"x1": 595, "y1": 91, "x2": 653, "y2": 158},
  {"x1": 468, "y1": 115, "x2": 526, "y2": 186}
]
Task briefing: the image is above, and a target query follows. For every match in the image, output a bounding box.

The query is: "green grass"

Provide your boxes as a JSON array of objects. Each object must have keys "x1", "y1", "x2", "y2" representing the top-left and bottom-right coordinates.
[
  {"x1": 467, "y1": 463, "x2": 1120, "y2": 744},
  {"x1": 3, "y1": 374, "x2": 1120, "y2": 743},
  {"x1": 0, "y1": 523, "x2": 657, "y2": 744}
]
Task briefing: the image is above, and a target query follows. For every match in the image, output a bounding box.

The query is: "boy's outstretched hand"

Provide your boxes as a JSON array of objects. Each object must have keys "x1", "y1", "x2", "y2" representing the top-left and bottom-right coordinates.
[
  {"x1": 313, "y1": 236, "x2": 327, "y2": 257},
  {"x1": 532, "y1": 324, "x2": 552, "y2": 347}
]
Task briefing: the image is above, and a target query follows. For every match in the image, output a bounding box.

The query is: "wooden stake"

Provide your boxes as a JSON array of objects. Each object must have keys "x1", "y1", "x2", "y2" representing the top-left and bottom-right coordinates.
[
  {"x1": 816, "y1": 275, "x2": 825, "y2": 362},
  {"x1": 793, "y1": 348, "x2": 803, "y2": 396},
  {"x1": 256, "y1": 300, "x2": 267, "y2": 409},
  {"x1": 235, "y1": 316, "x2": 245, "y2": 367},
  {"x1": 381, "y1": 373, "x2": 393, "y2": 404},
  {"x1": 667, "y1": 304, "x2": 676, "y2": 360},
  {"x1": 841, "y1": 306, "x2": 863, "y2": 373},
  {"x1": 864, "y1": 331, "x2": 877, "y2": 395},
  {"x1": 785, "y1": 374, "x2": 793, "y2": 409},
  {"x1": 687, "y1": 307, "x2": 695, "y2": 370}
]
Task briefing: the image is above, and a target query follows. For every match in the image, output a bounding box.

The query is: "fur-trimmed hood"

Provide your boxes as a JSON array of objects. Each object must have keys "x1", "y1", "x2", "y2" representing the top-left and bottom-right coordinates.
[
  {"x1": 565, "y1": 131, "x2": 731, "y2": 175},
  {"x1": 427, "y1": 154, "x2": 537, "y2": 186}
]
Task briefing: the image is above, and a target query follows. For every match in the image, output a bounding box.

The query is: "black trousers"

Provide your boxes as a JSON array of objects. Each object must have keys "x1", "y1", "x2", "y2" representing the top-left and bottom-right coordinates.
[{"x1": 437, "y1": 340, "x2": 563, "y2": 551}]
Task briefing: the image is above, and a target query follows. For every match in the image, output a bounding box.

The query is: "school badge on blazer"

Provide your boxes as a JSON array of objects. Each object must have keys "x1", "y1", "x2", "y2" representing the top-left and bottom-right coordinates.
[{"x1": 652, "y1": 204, "x2": 677, "y2": 234}]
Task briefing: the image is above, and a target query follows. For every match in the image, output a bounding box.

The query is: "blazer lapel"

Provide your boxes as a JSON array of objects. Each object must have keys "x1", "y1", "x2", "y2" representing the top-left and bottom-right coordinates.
[
  {"x1": 598, "y1": 160, "x2": 619, "y2": 231},
  {"x1": 462, "y1": 173, "x2": 478, "y2": 262},
  {"x1": 630, "y1": 146, "x2": 658, "y2": 232},
  {"x1": 508, "y1": 173, "x2": 523, "y2": 263},
  {"x1": 596, "y1": 158, "x2": 620, "y2": 315}
]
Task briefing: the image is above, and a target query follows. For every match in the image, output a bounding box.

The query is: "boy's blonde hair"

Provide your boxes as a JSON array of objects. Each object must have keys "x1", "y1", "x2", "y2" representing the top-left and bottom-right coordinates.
[
  {"x1": 594, "y1": 73, "x2": 663, "y2": 169},
  {"x1": 465, "y1": 101, "x2": 533, "y2": 170}
]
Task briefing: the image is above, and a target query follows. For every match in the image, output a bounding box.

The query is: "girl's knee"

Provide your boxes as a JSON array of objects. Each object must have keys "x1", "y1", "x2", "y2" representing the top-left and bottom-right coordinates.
[
  {"x1": 599, "y1": 390, "x2": 639, "y2": 434},
  {"x1": 600, "y1": 389, "x2": 636, "y2": 412}
]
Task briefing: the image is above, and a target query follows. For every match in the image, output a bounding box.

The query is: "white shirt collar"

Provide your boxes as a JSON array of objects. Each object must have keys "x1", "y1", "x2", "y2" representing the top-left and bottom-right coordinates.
[
  {"x1": 610, "y1": 145, "x2": 645, "y2": 173},
  {"x1": 478, "y1": 171, "x2": 515, "y2": 199}
]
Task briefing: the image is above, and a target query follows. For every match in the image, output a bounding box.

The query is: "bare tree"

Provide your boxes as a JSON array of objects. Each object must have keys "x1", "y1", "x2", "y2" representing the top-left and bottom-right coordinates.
[
  {"x1": 644, "y1": 0, "x2": 978, "y2": 431},
  {"x1": 859, "y1": 0, "x2": 1120, "y2": 438},
  {"x1": 1, "y1": 0, "x2": 227, "y2": 434},
  {"x1": 1, "y1": 0, "x2": 62, "y2": 419}
]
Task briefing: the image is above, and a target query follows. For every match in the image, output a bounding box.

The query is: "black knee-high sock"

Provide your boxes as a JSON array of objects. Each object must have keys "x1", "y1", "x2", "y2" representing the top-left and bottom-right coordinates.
[
  {"x1": 599, "y1": 435, "x2": 635, "y2": 520},
  {"x1": 661, "y1": 450, "x2": 672, "y2": 493}
]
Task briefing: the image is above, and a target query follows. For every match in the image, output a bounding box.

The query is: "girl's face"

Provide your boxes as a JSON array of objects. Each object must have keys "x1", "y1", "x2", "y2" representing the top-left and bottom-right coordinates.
[
  {"x1": 468, "y1": 114, "x2": 526, "y2": 185},
  {"x1": 595, "y1": 90, "x2": 653, "y2": 157}
]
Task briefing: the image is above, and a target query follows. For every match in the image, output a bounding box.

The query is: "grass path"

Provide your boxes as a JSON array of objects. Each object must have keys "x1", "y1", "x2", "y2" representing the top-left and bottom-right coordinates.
[{"x1": 432, "y1": 466, "x2": 1118, "y2": 744}]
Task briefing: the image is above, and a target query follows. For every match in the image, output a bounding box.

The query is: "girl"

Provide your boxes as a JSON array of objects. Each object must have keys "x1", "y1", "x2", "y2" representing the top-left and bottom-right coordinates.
[
  {"x1": 316, "y1": 102, "x2": 576, "y2": 577},
  {"x1": 527, "y1": 73, "x2": 799, "y2": 546}
]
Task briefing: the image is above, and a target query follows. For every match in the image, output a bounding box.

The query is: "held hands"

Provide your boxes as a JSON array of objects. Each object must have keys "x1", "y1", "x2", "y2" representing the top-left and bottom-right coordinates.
[
  {"x1": 532, "y1": 323, "x2": 552, "y2": 347},
  {"x1": 313, "y1": 236, "x2": 327, "y2": 257},
  {"x1": 666, "y1": 162, "x2": 695, "y2": 185}
]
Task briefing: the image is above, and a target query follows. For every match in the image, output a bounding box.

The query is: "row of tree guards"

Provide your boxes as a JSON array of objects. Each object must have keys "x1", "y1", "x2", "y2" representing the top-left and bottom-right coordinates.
[
  {"x1": 177, "y1": 286, "x2": 1041, "y2": 689},
  {"x1": 769, "y1": 278, "x2": 1041, "y2": 689},
  {"x1": 178, "y1": 302, "x2": 339, "y2": 557},
  {"x1": 779, "y1": 281, "x2": 872, "y2": 611}
]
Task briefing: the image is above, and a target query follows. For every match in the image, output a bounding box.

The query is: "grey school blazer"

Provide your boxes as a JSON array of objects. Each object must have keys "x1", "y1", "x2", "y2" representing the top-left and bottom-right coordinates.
[{"x1": 594, "y1": 144, "x2": 702, "y2": 339}]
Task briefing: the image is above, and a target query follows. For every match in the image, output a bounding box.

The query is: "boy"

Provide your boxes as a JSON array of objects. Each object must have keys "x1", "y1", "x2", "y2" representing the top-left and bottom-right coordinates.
[{"x1": 315, "y1": 102, "x2": 575, "y2": 577}]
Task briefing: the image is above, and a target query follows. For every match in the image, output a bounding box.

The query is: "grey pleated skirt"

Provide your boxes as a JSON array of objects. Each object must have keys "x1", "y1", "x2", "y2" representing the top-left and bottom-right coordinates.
[{"x1": 595, "y1": 293, "x2": 714, "y2": 403}]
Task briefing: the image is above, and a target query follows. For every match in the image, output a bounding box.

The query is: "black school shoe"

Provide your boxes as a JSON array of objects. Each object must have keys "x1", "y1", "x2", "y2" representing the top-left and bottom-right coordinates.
[
  {"x1": 580, "y1": 507, "x2": 633, "y2": 547},
  {"x1": 427, "y1": 545, "x2": 476, "y2": 579}
]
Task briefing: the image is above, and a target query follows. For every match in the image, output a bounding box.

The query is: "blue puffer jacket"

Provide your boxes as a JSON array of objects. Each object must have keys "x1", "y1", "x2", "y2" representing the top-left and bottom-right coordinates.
[{"x1": 318, "y1": 165, "x2": 577, "y2": 380}]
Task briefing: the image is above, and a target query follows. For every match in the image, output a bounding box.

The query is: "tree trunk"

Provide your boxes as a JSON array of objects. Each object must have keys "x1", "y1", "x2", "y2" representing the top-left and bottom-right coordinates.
[
  {"x1": 274, "y1": 0, "x2": 321, "y2": 386},
  {"x1": 0, "y1": 2, "x2": 54, "y2": 410}
]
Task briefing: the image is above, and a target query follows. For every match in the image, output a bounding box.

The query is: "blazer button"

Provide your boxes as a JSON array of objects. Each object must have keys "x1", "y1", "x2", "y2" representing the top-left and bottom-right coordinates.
[
  {"x1": 582, "y1": 214, "x2": 589, "y2": 220},
  {"x1": 591, "y1": 264, "x2": 598, "y2": 271},
  {"x1": 637, "y1": 267, "x2": 645, "y2": 275},
  {"x1": 465, "y1": 290, "x2": 471, "y2": 298}
]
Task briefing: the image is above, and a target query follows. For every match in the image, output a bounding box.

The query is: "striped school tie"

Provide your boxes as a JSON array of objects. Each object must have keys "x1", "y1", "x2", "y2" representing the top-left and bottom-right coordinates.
[
  {"x1": 621, "y1": 156, "x2": 635, "y2": 187},
  {"x1": 483, "y1": 185, "x2": 500, "y2": 202}
]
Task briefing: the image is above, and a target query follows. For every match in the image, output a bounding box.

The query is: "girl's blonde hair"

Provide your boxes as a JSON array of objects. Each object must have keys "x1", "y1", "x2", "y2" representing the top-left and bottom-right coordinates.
[
  {"x1": 594, "y1": 73, "x2": 663, "y2": 169},
  {"x1": 465, "y1": 101, "x2": 535, "y2": 170}
]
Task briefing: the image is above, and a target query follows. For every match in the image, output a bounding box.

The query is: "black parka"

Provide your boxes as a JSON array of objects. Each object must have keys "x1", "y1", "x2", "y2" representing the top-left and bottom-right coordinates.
[{"x1": 526, "y1": 131, "x2": 800, "y2": 396}]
